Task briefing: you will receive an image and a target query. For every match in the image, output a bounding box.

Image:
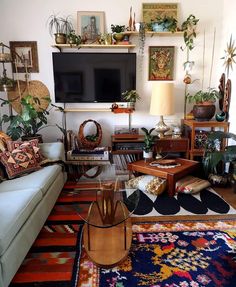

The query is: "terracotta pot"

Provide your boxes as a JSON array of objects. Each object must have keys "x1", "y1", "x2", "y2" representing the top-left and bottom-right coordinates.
[{"x1": 193, "y1": 104, "x2": 216, "y2": 121}]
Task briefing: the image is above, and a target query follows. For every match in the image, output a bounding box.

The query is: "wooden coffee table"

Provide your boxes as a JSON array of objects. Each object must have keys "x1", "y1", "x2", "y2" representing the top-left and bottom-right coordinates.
[{"x1": 128, "y1": 158, "x2": 199, "y2": 197}]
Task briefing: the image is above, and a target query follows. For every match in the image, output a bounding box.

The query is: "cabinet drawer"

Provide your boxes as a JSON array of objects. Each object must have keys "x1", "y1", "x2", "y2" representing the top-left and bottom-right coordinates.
[{"x1": 155, "y1": 139, "x2": 188, "y2": 152}]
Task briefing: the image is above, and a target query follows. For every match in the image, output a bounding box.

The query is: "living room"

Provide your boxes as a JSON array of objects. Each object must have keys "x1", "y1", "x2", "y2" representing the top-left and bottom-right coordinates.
[{"x1": 1, "y1": 0, "x2": 236, "y2": 286}]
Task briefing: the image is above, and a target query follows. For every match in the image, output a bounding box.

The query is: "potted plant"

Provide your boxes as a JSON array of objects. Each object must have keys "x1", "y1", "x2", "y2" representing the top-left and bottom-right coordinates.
[
  {"x1": 186, "y1": 88, "x2": 221, "y2": 121},
  {"x1": 141, "y1": 127, "x2": 157, "y2": 159},
  {"x1": 111, "y1": 24, "x2": 126, "y2": 43},
  {"x1": 181, "y1": 14, "x2": 199, "y2": 51},
  {"x1": 0, "y1": 76, "x2": 16, "y2": 92},
  {"x1": 202, "y1": 131, "x2": 236, "y2": 186},
  {"x1": 67, "y1": 30, "x2": 81, "y2": 45},
  {"x1": 121, "y1": 90, "x2": 140, "y2": 109},
  {"x1": 0, "y1": 95, "x2": 62, "y2": 141},
  {"x1": 47, "y1": 14, "x2": 73, "y2": 44},
  {"x1": 150, "y1": 16, "x2": 177, "y2": 33}
]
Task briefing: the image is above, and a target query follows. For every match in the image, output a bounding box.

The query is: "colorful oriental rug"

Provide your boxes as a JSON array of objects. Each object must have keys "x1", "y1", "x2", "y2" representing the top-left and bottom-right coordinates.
[{"x1": 10, "y1": 183, "x2": 236, "y2": 287}]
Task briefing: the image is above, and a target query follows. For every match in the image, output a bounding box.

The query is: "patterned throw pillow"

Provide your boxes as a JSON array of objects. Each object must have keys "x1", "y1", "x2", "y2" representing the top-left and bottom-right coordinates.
[
  {"x1": 0, "y1": 162, "x2": 7, "y2": 182},
  {"x1": 126, "y1": 175, "x2": 167, "y2": 196},
  {"x1": 0, "y1": 146, "x2": 41, "y2": 179},
  {"x1": 176, "y1": 175, "x2": 211, "y2": 194},
  {"x1": 6, "y1": 139, "x2": 46, "y2": 164},
  {"x1": 0, "y1": 131, "x2": 12, "y2": 152}
]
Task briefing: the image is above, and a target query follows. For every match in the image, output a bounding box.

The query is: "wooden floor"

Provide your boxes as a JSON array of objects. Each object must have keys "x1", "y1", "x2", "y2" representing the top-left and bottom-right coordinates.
[{"x1": 131, "y1": 186, "x2": 236, "y2": 223}]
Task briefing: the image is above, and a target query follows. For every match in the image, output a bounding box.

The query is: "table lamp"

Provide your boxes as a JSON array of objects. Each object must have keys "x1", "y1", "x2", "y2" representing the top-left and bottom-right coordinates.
[{"x1": 150, "y1": 82, "x2": 174, "y2": 138}]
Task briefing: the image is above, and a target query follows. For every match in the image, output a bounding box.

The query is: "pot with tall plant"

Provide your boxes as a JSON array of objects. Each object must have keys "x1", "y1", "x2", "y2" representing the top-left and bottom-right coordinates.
[
  {"x1": 186, "y1": 88, "x2": 221, "y2": 121},
  {"x1": 121, "y1": 89, "x2": 140, "y2": 109},
  {"x1": 47, "y1": 14, "x2": 73, "y2": 44}
]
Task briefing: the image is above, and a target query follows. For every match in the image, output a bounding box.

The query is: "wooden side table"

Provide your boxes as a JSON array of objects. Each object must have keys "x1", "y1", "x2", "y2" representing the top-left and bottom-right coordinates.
[
  {"x1": 182, "y1": 119, "x2": 230, "y2": 160},
  {"x1": 127, "y1": 158, "x2": 199, "y2": 197}
]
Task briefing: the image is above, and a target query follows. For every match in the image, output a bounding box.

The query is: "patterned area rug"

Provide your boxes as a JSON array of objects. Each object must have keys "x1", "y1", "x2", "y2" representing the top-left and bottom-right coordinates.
[{"x1": 9, "y1": 182, "x2": 236, "y2": 287}]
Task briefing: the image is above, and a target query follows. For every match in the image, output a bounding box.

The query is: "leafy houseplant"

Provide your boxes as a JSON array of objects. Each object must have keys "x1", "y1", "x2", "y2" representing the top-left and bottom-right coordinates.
[
  {"x1": 67, "y1": 30, "x2": 81, "y2": 45},
  {"x1": 47, "y1": 14, "x2": 73, "y2": 44},
  {"x1": 202, "y1": 131, "x2": 236, "y2": 186},
  {"x1": 181, "y1": 14, "x2": 199, "y2": 51},
  {"x1": 111, "y1": 24, "x2": 126, "y2": 43},
  {"x1": 0, "y1": 76, "x2": 16, "y2": 92},
  {"x1": 141, "y1": 127, "x2": 157, "y2": 159},
  {"x1": 0, "y1": 95, "x2": 58, "y2": 141},
  {"x1": 186, "y1": 88, "x2": 221, "y2": 121},
  {"x1": 151, "y1": 16, "x2": 177, "y2": 33},
  {"x1": 122, "y1": 90, "x2": 140, "y2": 109}
]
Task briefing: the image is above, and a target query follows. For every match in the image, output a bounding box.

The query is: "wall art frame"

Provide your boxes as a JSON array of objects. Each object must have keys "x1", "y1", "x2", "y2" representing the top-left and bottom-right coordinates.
[
  {"x1": 142, "y1": 3, "x2": 178, "y2": 24},
  {"x1": 9, "y1": 41, "x2": 39, "y2": 73},
  {"x1": 148, "y1": 46, "x2": 175, "y2": 81},
  {"x1": 77, "y1": 11, "x2": 105, "y2": 43}
]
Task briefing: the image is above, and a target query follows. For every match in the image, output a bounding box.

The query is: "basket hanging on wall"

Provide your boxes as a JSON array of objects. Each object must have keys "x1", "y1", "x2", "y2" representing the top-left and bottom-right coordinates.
[{"x1": 78, "y1": 119, "x2": 102, "y2": 149}]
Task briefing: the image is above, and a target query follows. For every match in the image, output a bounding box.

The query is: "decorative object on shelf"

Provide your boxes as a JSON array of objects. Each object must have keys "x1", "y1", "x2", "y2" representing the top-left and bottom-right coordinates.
[
  {"x1": 141, "y1": 127, "x2": 157, "y2": 160},
  {"x1": 121, "y1": 89, "x2": 140, "y2": 109},
  {"x1": 128, "y1": 6, "x2": 132, "y2": 31},
  {"x1": 186, "y1": 88, "x2": 221, "y2": 121},
  {"x1": 150, "y1": 82, "x2": 174, "y2": 138},
  {"x1": 111, "y1": 24, "x2": 126, "y2": 43},
  {"x1": 149, "y1": 46, "x2": 174, "y2": 80},
  {"x1": 47, "y1": 14, "x2": 73, "y2": 44},
  {"x1": 77, "y1": 11, "x2": 105, "y2": 44},
  {"x1": 202, "y1": 131, "x2": 236, "y2": 185},
  {"x1": 142, "y1": 3, "x2": 178, "y2": 28},
  {"x1": 150, "y1": 15, "x2": 177, "y2": 33},
  {"x1": 78, "y1": 119, "x2": 102, "y2": 149},
  {"x1": 66, "y1": 30, "x2": 81, "y2": 45}
]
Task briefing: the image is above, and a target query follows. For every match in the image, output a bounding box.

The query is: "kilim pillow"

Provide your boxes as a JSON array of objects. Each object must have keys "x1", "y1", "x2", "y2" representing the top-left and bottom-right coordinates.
[
  {"x1": 176, "y1": 175, "x2": 211, "y2": 194},
  {"x1": 0, "y1": 162, "x2": 7, "y2": 182},
  {"x1": 6, "y1": 139, "x2": 46, "y2": 164},
  {"x1": 126, "y1": 175, "x2": 166, "y2": 196},
  {"x1": 0, "y1": 131, "x2": 11, "y2": 152},
  {"x1": 0, "y1": 146, "x2": 41, "y2": 179}
]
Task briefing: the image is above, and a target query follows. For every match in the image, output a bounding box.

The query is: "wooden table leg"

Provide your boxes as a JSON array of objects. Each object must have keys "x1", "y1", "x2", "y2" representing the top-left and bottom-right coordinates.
[{"x1": 167, "y1": 174, "x2": 175, "y2": 197}]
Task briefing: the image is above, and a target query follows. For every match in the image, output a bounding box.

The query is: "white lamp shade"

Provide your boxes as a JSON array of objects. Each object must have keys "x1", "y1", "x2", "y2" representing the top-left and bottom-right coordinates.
[{"x1": 150, "y1": 82, "x2": 174, "y2": 116}]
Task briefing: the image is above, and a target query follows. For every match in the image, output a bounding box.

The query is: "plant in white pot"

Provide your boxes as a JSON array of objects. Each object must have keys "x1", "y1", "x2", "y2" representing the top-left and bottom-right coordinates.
[
  {"x1": 121, "y1": 90, "x2": 140, "y2": 109},
  {"x1": 141, "y1": 127, "x2": 157, "y2": 160}
]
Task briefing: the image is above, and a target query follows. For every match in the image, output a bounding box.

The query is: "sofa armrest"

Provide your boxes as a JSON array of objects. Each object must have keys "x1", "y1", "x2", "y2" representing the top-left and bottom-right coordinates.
[{"x1": 39, "y1": 142, "x2": 65, "y2": 162}]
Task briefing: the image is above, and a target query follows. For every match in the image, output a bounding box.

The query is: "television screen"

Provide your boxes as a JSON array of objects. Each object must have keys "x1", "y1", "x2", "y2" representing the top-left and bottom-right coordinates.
[{"x1": 52, "y1": 52, "x2": 136, "y2": 103}]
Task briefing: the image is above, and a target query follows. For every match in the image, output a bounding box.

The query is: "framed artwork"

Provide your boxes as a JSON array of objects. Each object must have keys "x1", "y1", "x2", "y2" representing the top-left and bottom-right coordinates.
[
  {"x1": 9, "y1": 41, "x2": 39, "y2": 73},
  {"x1": 77, "y1": 11, "x2": 105, "y2": 43},
  {"x1": 142, "y1": 3, "x2": 178, "y2": 23},
  {"x1": 149, "y1": 46, "x2": 175, "y2": 80}
]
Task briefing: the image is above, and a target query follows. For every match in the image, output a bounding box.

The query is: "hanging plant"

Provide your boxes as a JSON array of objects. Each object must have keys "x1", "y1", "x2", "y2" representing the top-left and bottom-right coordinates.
[{"x1": 181, "y1": 14, "x2": 199, "y2": 51}]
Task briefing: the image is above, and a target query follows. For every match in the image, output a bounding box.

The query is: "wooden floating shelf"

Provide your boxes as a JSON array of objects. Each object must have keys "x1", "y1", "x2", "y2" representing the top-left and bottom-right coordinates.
[
  {"x1": 62, "y1": 108, "x2": 111, "y2": 112},
  {"x1": 52, "y1": 44, "x2": 136, "y2": 51},
  {"x1": 122, "y1": 31, "x2": 184, "y2": 36}
]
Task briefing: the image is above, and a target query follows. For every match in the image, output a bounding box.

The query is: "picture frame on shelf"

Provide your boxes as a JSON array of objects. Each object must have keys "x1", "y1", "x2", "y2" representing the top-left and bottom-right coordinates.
[
  {"x1": 142, "y1": 3, "x2": 178, "y2": 24},
  {"x1": 148, "y1": 46, "x2": 175, "y2": 81},
  {"x1": 9, "y1": 41, "x2": 39, "y2": 73},
  {"x1": 77, "y1": 11, "x2": 105, "y2": 43}
]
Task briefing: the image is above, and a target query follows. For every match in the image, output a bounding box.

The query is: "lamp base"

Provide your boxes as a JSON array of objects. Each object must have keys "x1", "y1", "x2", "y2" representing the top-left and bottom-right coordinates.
[{"x1": 155, "y1": 115, "x2": 170, "y2": 138}]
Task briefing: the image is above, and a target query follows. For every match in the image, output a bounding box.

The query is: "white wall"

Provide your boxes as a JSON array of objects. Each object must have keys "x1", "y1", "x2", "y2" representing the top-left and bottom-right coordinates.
[{"x1": 1, "y1": 0, "x2": 232, "y2": 145}]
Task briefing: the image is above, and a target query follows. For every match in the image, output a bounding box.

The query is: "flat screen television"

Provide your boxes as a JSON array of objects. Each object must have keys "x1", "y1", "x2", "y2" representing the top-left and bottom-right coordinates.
[{"x1": 52, "y1": 52, "x2": 136, "y2": 103}]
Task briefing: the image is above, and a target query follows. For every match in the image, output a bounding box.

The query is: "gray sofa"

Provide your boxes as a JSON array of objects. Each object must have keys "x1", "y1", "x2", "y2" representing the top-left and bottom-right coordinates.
[{"x1": 0, "y1": 142, "x2": 67, "y2": 287}]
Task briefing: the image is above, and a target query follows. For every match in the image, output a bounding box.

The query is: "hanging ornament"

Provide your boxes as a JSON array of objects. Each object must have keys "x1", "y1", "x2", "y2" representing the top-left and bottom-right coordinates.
[{"x1": 183, "y1": 73, "x2": 192, "y2": 84}]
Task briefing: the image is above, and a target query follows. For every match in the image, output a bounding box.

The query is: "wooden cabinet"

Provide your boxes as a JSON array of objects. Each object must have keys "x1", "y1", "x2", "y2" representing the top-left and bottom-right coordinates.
[{"x1": 182, "y1": 119, "x2": 230, "y2": 160}]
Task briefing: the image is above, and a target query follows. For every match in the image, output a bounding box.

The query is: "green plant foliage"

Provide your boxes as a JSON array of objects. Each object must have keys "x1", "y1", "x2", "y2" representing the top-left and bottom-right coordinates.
[
  {"x1": 186, "y1": 88, "x2": 221, "y2": 104},
  {"x1": 111, "y1": 24, "x2": 126, "y2": 33},
  {"x1": 121, "y1": 90, "x2": 140, "y2": 102},
  {"x1": 67, "y1": 30, "x2": 81, "y2": 45},
  {"x1": 202, "y1": 131, "x2": 236, "y2": 176},
  {"x1": 153, "y1": 16, "x2": 177, "y2": 33},
  {"x1": 0, "y1": 95, "x2": 63, "y2": 140},
  {"x1": 181, "y1": 14, "x2": 199, "y2": 51},
  {"x1": 141, "y1": 127, "x2": 157, "y2": 152},
  {"x1": 47, "y1": 14, "x2": 73, "y2": 36}
]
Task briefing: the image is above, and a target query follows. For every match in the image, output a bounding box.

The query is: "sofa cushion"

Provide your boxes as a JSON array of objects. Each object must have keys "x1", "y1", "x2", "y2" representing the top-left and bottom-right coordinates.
[
  {"x1": 7, "y1": 139, "x2": 46, "y2": 164},
  {"x1": 0, "y1": 188, "x2": 42, "y2": 256},
  {"x1": 0, "y1": 165, "x2": 62, "y2": 195},
  {"x1": 0, "y1": 146, "x2": 41, "y2": 179}
]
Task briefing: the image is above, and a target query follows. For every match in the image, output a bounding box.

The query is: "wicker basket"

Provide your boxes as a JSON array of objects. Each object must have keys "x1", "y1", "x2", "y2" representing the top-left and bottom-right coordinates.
[{"x1": 78, "y1": 119, "x2": 102, "y2": 149}]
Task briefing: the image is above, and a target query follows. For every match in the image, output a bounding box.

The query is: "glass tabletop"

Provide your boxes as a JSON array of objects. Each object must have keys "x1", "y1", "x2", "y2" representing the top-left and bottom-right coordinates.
[{"x1": 73, "y1": 179, "x2": 140, "y2": 228}]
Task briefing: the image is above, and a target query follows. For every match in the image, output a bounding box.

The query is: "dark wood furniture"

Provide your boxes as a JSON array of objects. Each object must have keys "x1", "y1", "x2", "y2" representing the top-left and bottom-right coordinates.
[
  {"x1": 111, "y1": 135, "x2": 189, "y2": 158},
  {"x1": 127, "y1": 158, "x2": 199, "y2": 197},
  {"x1": 182, "y1": 119, "x2": 230, "y2": 160}
]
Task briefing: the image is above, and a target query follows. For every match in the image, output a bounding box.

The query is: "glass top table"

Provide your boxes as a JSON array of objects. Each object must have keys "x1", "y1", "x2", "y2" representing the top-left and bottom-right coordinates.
[{"x1": 74, "y1": 178, "x2": 140, "y2": 267}]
